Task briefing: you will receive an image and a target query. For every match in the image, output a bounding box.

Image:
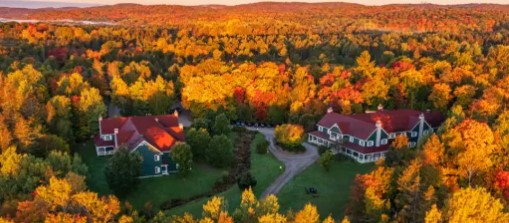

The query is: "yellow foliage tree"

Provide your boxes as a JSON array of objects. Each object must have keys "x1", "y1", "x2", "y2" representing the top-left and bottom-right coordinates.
[
  {"x1": 444, "y1": 188, "x2": 509, "y2": 223},
  {"x1": 0, "y1": 146, "x2": 24, "y2": 176},
  {"x1": 424, "y1": 204, "x2": 442, "y2": 223},
  {"x1": 293, "y1": 203, "x2": 320, "y2": 223}
]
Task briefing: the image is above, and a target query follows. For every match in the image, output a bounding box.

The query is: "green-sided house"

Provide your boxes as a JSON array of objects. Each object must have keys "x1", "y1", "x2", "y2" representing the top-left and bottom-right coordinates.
[
  {"x1": 94, "y1": 112, "x2": 185, "y2": 178},
  {"x1": 308, "y1": 106, "x2": 445, "y2": 163}
]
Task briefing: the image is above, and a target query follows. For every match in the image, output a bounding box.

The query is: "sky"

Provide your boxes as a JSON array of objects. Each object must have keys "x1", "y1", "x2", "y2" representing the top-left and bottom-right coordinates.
[{"x1": 7, "y1": 0, "x2": 509, "y2": 7}]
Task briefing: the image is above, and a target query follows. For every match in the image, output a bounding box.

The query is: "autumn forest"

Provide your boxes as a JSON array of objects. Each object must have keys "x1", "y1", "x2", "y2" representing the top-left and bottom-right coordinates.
[{"x1": 1, "y1": 2, "x2": 509, "y2": 223}]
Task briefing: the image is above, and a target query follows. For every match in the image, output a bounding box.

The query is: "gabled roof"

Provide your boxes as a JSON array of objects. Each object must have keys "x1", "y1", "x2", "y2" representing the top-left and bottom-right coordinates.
[
  {"x1": 95, "y1": 114, "x2": 185, "y2": 152},
  {"x1": 318, "y1": 109, "x2": 444, "y2": 139}
]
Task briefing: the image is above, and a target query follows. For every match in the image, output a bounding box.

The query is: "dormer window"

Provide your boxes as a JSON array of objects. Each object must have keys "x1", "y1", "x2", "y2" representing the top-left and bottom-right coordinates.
[
  {"x1": 103, "y1": 135, "x2": 112, "y2": 141},
  {"x1": 411, "y1": 131, "x2": 418, "y2": 137},
  {"x1": 367, "y1": 141, "x2": 374, "y2": 147},
  {"x1": 381, "y1": 139, "x2": 388, "y2": 145},
  {"x1": 318, "y1": 126, "x2": 323, "y2": 131},
  {"x1": 349, "y1": 136, "x2": 354, "y2": 143},
  {"x1": 359, "y1": 140, "x2": 365, "y2": 146}
]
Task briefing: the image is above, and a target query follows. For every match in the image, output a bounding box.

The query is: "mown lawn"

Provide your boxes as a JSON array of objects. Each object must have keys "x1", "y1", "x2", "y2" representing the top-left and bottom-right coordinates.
[
  {"x1": 75, "y1": 142, "x2": 224, "y2": 210},
  {"x1": 277, "y1": 157, "x2": 374, "y2": 220},
  {"x1": 165, "y1": 132, "x2": 283, "y2": 217}
]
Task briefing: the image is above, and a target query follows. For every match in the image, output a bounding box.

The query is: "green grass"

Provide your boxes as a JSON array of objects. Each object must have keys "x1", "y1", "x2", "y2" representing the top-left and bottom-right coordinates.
[
  {"x1": 277, "y1": 157, "x2": 374, "y2": 220},
  {"x1": 165, "y1": 132, "x2": 283, "y2": 217},
  {"x1": 75, "y1": 142, "x2": 224, "y2": 210},
  {"x1": 76, "y1": 142, "x2": 111, "y2": 195}
]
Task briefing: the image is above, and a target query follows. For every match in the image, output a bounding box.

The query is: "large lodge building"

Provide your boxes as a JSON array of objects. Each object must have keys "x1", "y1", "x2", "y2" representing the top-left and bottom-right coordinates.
[{"x1": 308, "y1": 106, "x2": 444, "y2": 163}]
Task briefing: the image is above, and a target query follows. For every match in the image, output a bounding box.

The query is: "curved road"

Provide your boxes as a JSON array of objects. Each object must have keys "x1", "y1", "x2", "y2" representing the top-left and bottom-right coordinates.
[
  {"x1": 108, "y1": 101, "x2": 317, "y2": 197},
  {"x1": 246, "y1": 127, "x2": 319, "y2": 198}
]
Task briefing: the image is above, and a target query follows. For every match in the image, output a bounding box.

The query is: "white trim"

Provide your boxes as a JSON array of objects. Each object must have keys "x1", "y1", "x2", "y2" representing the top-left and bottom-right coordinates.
[
  {"x1": 336, "y1": 145, "x2": 388, "y2": 163},
  {"x1": 359, "y1": 140, "x2": 365, "y2": 146},
  {"x1": 411, "y1": 131, "x2": 418, "y2": 137},
  {"x1": 381, "y1": 138, "x2": 388, "y2": 145},
  {"x1": 96, "y1": 146, "x2": 115, "y2": 156},
  {"x1": 154, "y1": 154, "x2": 160, "y2": 161},
  {"x1": 139, "y1": 174, "x2": 164, "y2": 179},
  {"x1": 130, "y1": 140, "x2": 162, "y2": 154},
  {"x1": 330, "y1": 123, "x2": 342, "y2": 134},
  {"x1": 367, "y1": 140, "x2": 374, "y2": 147},
  {"x1": 161, "y1": 165, "x2": 168, "y2": 175},
  {"x1": 155, "y1": 166, "x2": 161, "y2": 174}
]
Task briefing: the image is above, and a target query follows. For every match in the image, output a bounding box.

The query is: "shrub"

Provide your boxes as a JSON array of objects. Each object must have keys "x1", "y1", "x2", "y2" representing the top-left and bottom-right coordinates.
[
  {"x1": 318, "y1": 145, "x2": 329, "y2": 155},
  {"x1": 206, "y1": 135, "x2": 234, "y2": 168},
  {"x1": 320, "y1": 150, "x2": 333, "y2": 171},
  {"x1": 186, "y1": 128, "x2": 211, "y2": 160},
  {"x1": 237, "y1": 172, "x2": 257, "y2": 191},
  {"x1": 212, "y1": 113, "x2": 231, "y2": 135},
  {"x1": 104, "y1": 148, "x2": 142, "y2": 197},
  {"x1": 274, "y1": 124, "x2": 305, "y2": 152},
  {"x1": 256, "y1": 140, "x2": 270, "y2": 154},
  {"x1": 171, "y1": 143, "x2": 193, "y2": 177}
]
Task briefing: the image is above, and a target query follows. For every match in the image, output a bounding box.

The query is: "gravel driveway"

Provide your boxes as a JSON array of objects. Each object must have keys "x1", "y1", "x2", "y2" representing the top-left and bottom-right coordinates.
[{"x1": 246, "y1": 127, "x2": 319, "y2": 198}]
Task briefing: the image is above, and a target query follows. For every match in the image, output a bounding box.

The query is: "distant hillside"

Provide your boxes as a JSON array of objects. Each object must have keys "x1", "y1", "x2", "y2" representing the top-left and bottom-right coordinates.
[
  {"x1": 1, "y1": 2, "x2": 508, "y2": 33},
  {"x1": 0, "y1": 1, "x2": 100, "y2": 9}
]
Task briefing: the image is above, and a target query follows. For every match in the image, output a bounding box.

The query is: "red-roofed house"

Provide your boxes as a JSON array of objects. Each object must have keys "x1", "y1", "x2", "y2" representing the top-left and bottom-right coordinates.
[
  {"x1": 94, "y1": 111, "x2": 185, "y2": 177},
  {"x1": 308, "y1": 106, "x2": 444, "y2": 163}
]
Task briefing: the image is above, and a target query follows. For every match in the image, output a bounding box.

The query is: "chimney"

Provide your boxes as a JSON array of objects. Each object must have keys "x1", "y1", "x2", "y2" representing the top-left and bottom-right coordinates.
[
  {"x1": 114, "y1": 128, "x2": 119, "y2": 148},
  {"x1": 98, "y1": 116, "x2": 103, "y2": 135},
  {"x1": 375, "y1": 120, "x2": 382, "y2": 147},
  {"x1": 377, "y1": 104, "x2": 384, "y2": 111},
  {"x1": 174, "y1": 110, "x2": 179, "y2": 117},
  {"x1": 327, "y1": 107, "x2": 333, "y2": 113},
  {"x1": 418, "y1": 113, "x2": 425, "y2": 138}
]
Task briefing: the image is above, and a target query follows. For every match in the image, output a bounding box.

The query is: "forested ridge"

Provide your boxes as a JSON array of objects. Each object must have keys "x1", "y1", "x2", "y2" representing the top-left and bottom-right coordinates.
[{"x1": 0, "y1": 2, "x2": 509, "y2": 222}]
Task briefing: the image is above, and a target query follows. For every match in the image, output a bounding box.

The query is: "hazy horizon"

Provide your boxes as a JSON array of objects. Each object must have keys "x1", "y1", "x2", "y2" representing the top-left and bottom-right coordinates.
[{"x1": 2, "y1": 0, "x2": 508, "y2": 9}]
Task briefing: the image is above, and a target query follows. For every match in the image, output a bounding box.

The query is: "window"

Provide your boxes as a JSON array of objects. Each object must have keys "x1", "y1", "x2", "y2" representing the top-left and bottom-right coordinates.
[
  {"x1": 381, "y1": 139, "x2": 388, "y2": 145},
  {"x1": 423, "y1": 130, "x2": 430, "y2": 135},
  {"x1": 318, "y1": 126, "x2": 323, "y2": 131},
  {"x1": 359, "y1": 140, "x2": 365, "y2": 146},
  {"x1": 411, "y1": 131, "x2": 418, "y2": 137},
  {"x1": 155, "y1": 166, "x2": 161, "y2": 174},
  {"x1": 154, "y1": 154, "x2": 160, "y2": 161},
  {"x1": 349, "y1": 136, "x2": 354, "y2": 143},
  {"x1": 103, "y1": 135, "x2": 112, "y2": 141},
  {"x1": 389, "y1": 133, "x2": 396, "y2": 139},
  {"x1": 367, "y1": 141, "x2": 374, "y2": 147}
]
